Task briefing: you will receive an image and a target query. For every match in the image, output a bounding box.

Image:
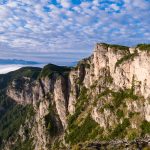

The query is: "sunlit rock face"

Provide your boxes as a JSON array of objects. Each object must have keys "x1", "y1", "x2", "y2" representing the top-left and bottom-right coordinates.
[{"x1": 93, "y1": 44, "x2": 150, "y2": 97}]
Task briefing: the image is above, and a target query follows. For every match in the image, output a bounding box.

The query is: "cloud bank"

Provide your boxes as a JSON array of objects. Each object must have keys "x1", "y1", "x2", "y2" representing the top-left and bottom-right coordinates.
[
  {"x1": 0, "y1": 64, "x2": 44, "y2": 74},
  {"x1": 0, "y1": 65, "x2": 23, "y2": 74},
  {"x1": 0, "y1": 0, "x2": 149, "y2": 64}
]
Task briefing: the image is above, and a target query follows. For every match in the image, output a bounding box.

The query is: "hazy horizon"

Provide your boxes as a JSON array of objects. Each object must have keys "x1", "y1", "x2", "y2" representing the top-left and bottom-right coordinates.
[{"x1": 0, "y1": 59, "x2": 78, "y2": 74}]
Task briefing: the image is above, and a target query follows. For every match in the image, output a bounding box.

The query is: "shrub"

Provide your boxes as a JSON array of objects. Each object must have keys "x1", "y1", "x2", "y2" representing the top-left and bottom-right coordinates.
[
  {"x1": 115, "y1": 51, "x2": 138, "y2": 68},
  {"x1": 39, "y1": 64, "x2": 71, "y2": 78},
  {"x1": 12, "y1": 138, "x2": 34, "y2": 150},
  {"x1": 98, "y1": 88, "x2": 111, "y2": 98},
  {"x1": 68, "y1": 86, "x2": 88, "y2": 130},
  {"x1": 112, "y1": 88, "x2": 138, "y2": 108},
  {"x1": 9, "y1": 67, "x2": 41, "y2": 80},
  {"x1": 0, "y1": 100, "x2": 34, "y2": 146},
  {"x1": 66, "y1": 115, "x2": 100, "y2": 145},
  {"x1": 103, "y1": 103, "x2": 114, "y2": 112},
  {"x1": 127, "y1": 129, "x2": 138, "y2": 140},
  {"x1": 116, "y1": 109, "x2": 124, "y2": 119},
  {"x1": 137, "y1": 44, "x2": 150, "y2": 52},
  {"x1": 140, "y1": 120, "x2": 150, "y2": 135},
  {"x1": 109, "y1": 44, "x2": 129, "y2": 51},
  {"x1": 129, "y1": 112, "x2": 140, "y2": 118},
  {"x1": 111, "y1": 118, "x2": 130, "y2": 138}
]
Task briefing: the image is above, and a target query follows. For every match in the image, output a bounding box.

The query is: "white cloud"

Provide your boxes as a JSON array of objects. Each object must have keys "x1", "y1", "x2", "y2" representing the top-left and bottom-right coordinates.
[
  {"x1": 57, "y1": 0, "x2": 71, "y2": 8},
  {"x1": 0, "y1": 65, "x2": 22, "y2": 74},
  {"x1": 110, "y1": 4, "x2": 120, "y2": 11},
  {"x1": 93, "y1": 0, "x2": 99, "y2": 6},
  {"x1": 0, "y1": 0, "x2": 149, "y2": 64}
]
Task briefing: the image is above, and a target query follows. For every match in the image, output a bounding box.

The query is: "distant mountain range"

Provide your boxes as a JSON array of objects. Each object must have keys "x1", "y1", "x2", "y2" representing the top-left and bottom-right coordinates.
[{"x1": 0, "y1": 59, "x2": 39, "y2": 65}]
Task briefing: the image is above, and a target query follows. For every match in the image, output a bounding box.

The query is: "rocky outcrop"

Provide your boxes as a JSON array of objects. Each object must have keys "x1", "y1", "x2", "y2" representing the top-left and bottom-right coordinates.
[
  {"x1": 68, "y1": 44, "x2": 150, "y2": 122},
  {"x1": 7, "y1": 73, "x2": 69, "y2": 126},
  {"x1": 7, "y1": 77, "x2": 35, "y2": 104},
  {"x1": 3, "y1": 43, "x2": 150, "y2": 149}
]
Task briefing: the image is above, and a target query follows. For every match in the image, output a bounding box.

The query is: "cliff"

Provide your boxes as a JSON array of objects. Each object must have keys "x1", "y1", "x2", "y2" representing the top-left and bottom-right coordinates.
[{"x1": 0, "y1": 43, "x2": 150, "y2": 150}]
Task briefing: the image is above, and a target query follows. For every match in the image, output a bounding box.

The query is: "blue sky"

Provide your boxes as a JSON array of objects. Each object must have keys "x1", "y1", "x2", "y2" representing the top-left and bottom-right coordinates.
[{"x1": 0, "y1": 0, "x2": 150, "y2": 65}]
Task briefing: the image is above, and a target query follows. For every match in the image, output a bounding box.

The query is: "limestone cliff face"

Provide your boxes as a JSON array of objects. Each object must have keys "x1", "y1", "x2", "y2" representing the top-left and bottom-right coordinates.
[
  {"x1": 68, "y1": 44, "x2": 150, "y2": 121},
  {"x1": 6, "y1": 72, "x2": 68, "y2": 149},
  {"x1": 93, "y1": 44, "x2": 150, "y2": 99},
  {"x1": 92, "y1": 44, "x2": 150, "y2": 125},
  {"x1": 7, "y1": 73, "x2": 69, "y2": 127},
  {"x1": 7, "y1": 77, "x2": 35, "y2": 104},
  {"x1": 4, "y1": 43, "x2": 150, "y2": 149}
]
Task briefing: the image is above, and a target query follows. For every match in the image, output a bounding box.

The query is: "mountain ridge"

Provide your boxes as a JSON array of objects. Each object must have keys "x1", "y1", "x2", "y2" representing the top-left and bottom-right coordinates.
[{"x1": 0, "y1": 43, "x2": 150, "y2": 150}]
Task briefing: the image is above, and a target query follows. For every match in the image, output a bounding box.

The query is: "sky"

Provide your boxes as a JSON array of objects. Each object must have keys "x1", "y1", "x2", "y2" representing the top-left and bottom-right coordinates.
[{"x1": 0, "y1": 0, "x2": 150, "y2": 65}]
